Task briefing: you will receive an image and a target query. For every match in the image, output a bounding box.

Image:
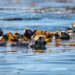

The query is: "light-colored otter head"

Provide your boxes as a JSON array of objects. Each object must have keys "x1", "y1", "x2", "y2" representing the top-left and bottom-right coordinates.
[{"x1": 72, "y1": 22, "x2": 75, "y2": 28}]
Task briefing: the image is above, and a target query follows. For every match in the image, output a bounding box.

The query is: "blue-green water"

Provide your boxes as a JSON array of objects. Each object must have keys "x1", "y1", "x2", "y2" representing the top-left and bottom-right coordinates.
[{"x1": 0, "y1": 0, "x2": 75, "y2": 75}]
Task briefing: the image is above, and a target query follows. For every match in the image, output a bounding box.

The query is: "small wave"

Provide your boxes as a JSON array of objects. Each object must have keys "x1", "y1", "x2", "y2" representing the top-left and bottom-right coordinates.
[{"x1": 0, "y1": 17, "x2": 42, "y2": 21}]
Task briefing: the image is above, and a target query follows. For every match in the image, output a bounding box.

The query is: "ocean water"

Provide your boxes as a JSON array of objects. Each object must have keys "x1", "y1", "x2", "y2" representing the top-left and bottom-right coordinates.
[{"x1": 0, "y1": 0, "x2": 75, "y2": 75}]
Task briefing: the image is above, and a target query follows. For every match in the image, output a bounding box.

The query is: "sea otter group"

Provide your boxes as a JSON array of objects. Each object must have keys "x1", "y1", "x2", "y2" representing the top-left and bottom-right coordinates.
[{"x1": 0, "y1": 22, "x2": 75, "y2": 51}]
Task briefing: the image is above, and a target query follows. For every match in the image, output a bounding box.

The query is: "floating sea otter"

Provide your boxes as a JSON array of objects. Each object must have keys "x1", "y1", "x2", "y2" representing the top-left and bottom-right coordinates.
[{"x1": 0, "y1": 22, "x2": 75, "y2": 50}]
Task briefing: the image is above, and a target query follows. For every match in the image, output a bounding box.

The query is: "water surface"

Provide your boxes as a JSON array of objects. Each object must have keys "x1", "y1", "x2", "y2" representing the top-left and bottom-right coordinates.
[{"x1": 0, "y1": 0, "x2": 75, "y2": 75}]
